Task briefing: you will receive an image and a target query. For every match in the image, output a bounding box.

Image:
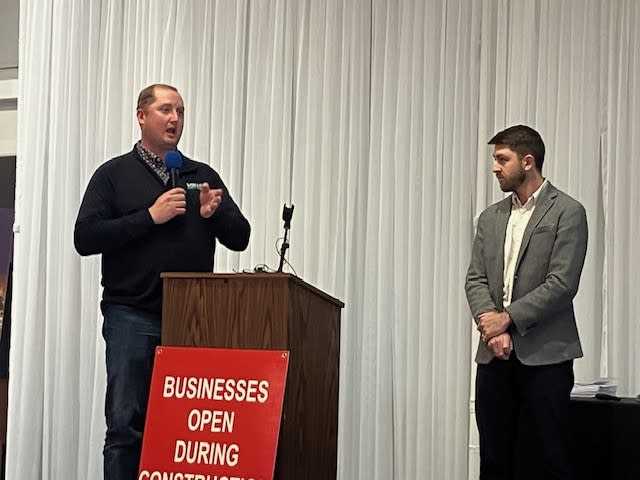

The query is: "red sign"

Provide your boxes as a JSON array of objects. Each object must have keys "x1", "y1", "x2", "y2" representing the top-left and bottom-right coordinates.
[{"x1": 138, "y1": 347, "x2": 289, "y2": 480}]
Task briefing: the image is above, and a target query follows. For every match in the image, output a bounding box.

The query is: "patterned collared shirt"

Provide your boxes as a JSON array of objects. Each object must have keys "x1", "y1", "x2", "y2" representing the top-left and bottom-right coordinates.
[{"x1": 136, "y1": 141, "x2": 169, "y2": 185}]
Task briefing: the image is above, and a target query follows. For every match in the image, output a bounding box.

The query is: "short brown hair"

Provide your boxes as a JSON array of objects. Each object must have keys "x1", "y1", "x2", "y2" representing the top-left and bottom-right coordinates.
[
  {"x1": 488, "y1": 125, "x2": 546, "y2": 172},
  {"x1": 136, "y1": 84, "x2": 179, "y2": 110}
]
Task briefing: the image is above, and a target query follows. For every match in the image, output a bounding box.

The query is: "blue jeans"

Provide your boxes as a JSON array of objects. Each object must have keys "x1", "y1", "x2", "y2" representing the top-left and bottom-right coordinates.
[{"x1": 102, "y1": 304, "x2": 161, "y2": 480}]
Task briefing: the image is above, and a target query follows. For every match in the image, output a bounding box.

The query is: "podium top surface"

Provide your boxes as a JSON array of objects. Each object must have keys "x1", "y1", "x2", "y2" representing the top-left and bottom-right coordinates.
[{"x1": 160, "y1": 271, "x2": 344, "y2": 308}]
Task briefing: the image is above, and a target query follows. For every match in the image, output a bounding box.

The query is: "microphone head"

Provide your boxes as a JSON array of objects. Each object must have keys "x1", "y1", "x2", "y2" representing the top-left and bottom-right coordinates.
[
  {"x1": 165, "y1": 151, "x2": 183, "y2": 170},
  {"x1": 282, "y1": 204, "x2": 294, "y2": 222}
]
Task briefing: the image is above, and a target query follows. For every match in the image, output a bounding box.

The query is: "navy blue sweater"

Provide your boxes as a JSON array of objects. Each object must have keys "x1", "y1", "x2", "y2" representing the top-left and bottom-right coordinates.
[{"x1": 74, "y1": 148, "x2": 250, "y2": 314}]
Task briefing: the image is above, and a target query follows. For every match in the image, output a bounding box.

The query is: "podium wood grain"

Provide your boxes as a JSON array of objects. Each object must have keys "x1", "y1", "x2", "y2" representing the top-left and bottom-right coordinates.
[{"x1": 161, "y1": 272, "x2": 343, "y2": 480}]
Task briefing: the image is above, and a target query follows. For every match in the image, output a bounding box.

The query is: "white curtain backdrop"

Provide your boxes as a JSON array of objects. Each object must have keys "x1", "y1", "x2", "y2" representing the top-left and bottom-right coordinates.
[{"x1": 8, "y1": 1, "x2": 640, "y2": 479}]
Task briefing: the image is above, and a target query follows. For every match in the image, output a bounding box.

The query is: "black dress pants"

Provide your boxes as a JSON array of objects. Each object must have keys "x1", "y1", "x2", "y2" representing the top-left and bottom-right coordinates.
[{"x1": 475, "y1": 354, "x2": 574, "y2": 480}]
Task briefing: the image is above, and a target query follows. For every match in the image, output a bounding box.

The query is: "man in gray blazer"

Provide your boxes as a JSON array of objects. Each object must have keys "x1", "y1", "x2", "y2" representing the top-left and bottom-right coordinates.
[{"x1": 466, "y1": 125, "x2": 588, "y2": 480}]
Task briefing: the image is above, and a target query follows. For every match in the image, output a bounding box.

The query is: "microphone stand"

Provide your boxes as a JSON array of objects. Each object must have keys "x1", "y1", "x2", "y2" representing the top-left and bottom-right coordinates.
[{"x1": 277, "y1": 204, "x2": 294, "y2": 272}]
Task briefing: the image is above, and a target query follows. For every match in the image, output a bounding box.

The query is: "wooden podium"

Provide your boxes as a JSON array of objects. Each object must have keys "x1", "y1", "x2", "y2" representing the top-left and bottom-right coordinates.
[{"x1": 160, "y1": 272, "x2": 343, "y2": 480}]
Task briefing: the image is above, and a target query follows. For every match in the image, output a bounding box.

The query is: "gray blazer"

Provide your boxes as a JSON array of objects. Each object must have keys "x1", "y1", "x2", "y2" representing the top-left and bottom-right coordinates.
[{"x1": 465, "y1": 182, "x2": 588, "y2": 365}]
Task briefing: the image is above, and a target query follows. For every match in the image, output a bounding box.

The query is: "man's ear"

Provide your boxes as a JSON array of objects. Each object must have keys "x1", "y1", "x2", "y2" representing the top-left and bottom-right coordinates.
[
  {"x1": 136, "y1": 108, "x2": 145, "y2": 126},
  {"x1": 523, "y1": 154, "x2": 535, "y2": 171}
]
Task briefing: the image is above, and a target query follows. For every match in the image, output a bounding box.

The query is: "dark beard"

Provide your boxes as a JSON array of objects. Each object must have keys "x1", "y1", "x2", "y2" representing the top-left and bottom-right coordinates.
[{"x1": 498, "y1": 169, "x2": 526, "y2": 192}]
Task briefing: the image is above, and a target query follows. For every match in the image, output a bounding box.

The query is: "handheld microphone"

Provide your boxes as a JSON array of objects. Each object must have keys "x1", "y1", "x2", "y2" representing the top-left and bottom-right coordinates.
[{"x1": 165, "y1": 151, "x2": 183, "y2": 188}]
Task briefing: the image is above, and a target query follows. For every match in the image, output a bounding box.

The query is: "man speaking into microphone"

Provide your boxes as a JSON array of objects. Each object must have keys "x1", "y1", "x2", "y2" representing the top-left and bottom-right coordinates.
[{"x1": 74, "y1": 84, "x2": 250, "y2": 480}]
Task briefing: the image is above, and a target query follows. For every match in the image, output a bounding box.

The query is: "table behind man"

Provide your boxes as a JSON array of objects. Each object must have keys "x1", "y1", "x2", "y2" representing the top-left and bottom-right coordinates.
[
  {"x1": 465, "y1": 125, "x2": 588, "y2": 480},
  {"x1": 74, "y1": 84, "x2": 251, "y2": 480}
]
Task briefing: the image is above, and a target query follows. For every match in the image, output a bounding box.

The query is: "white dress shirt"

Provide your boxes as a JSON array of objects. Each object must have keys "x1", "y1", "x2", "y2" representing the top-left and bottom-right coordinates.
[{"x1": 503, "y1": 180, "x2": 548, "y2": 307}]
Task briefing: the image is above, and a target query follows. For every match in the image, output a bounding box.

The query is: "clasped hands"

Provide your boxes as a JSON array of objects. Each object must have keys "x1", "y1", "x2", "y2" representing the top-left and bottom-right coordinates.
[
  {"x1": 477, "y1": 311, "x2": 513, "y2": 360},
  {"x1": 148, "y1": 183, "x2": 223, "y2": 224}
]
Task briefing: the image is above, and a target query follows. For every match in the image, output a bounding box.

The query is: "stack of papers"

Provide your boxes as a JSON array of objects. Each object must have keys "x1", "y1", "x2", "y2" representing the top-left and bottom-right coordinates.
[{"x1": 571, "y1": 378, "x2": 618, "y2": 398}]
